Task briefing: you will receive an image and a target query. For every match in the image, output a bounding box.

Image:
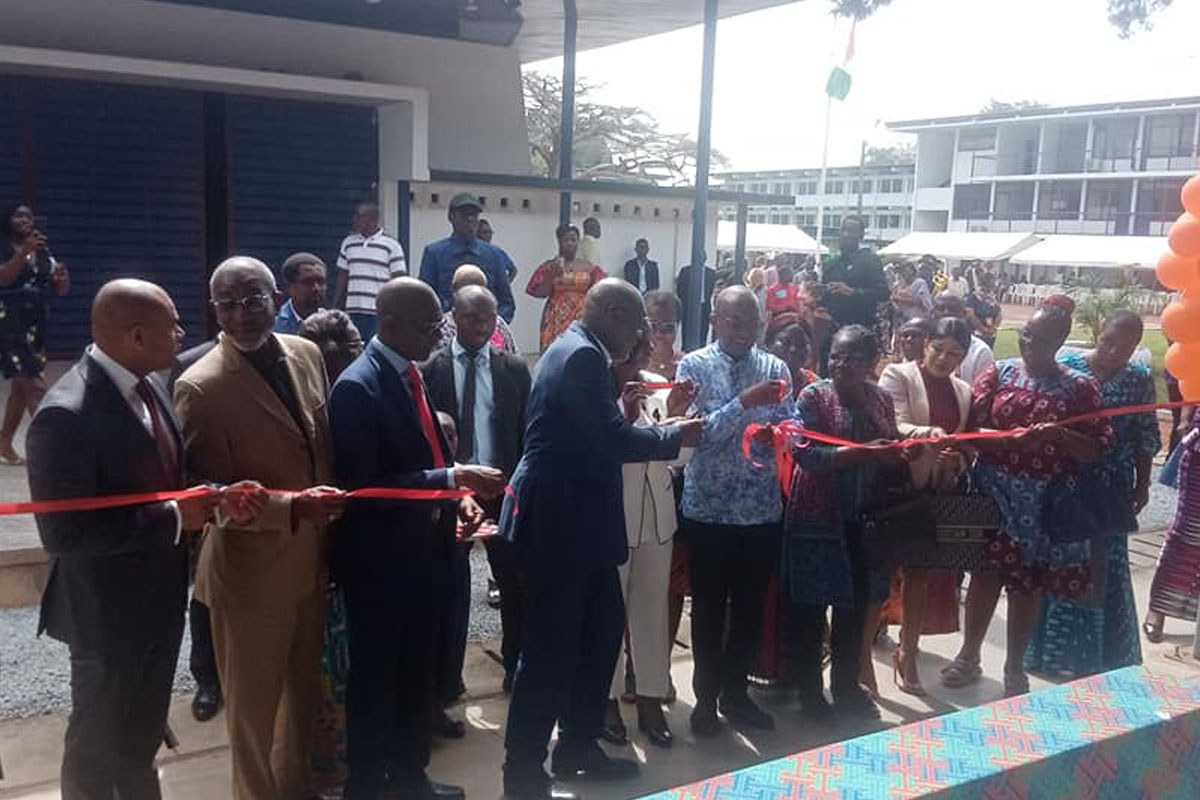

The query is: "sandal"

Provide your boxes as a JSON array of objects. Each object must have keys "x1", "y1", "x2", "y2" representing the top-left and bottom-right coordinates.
[
  {"x1": 893, "y1": 648, "x2": 926, "y2": 697},
  {"x1": 940, "y1": 657, "x2": 982, "y2": 688},
  {"x1": 1003, "y1": 669, "x2": 1030, "y2": 698},
  {"x1": 1142, "y1": 617, "x2": 1165, "y2": 644}
]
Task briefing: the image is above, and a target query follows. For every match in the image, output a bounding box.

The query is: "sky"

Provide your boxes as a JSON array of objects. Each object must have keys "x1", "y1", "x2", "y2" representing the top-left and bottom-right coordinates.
[{"x1": 526, "y1": 0, "x2": 1200, "y2": 172}]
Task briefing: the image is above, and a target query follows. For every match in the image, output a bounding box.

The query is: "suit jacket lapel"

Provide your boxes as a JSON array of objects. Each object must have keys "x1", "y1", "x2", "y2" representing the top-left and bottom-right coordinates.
[
  {"x1": 81, "y1": 355, "x2": 171, "y2": 484},
  {"x1": 218, "y1": 336, "x2": 305, "y2": 442},
  {"x1": 373, "y1": 348, "x2": 451, "y2": 466}
]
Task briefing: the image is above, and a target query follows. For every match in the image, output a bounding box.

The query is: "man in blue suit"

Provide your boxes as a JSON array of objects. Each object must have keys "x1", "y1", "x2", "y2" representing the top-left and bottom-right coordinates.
[
  {"x1": 500, "y1": 279, "x2": 703, "y2": 800},
  {"x1": 330, "y1": 277, "x2": 505, "y2": 800}
]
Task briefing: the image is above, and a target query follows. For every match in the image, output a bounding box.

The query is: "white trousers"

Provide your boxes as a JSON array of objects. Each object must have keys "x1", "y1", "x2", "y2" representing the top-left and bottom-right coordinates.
[{"x1": 610, "y1": 535, "x2": 674, "y2": 699}]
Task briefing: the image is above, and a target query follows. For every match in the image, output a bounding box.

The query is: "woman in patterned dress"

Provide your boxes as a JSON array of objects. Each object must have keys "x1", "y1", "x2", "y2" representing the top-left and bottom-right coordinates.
[
  {"x1": 0, "y1": 204, "x2": 69, "y2": 465},
  {"x1": 785, "y1": 325, "x2": 913, "y2": 720},
  {"x1": 1024, "y1": 310, "x2": 1156, "y2": 676},
  {"x1": 752, "y1": 313, "x2": 820, "y2": 686},
  {"x1": 940, "y1": 297, "x2": 1113, "y2": 696},
  {"x1": 526, "y1": 224, "x2": 605, "y2": 352},
  {"x1": 1146, "y1": 422, "x2": 1200, "y2": 637}
]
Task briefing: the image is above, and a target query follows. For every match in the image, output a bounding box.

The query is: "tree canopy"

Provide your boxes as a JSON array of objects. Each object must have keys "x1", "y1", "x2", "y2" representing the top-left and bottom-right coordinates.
[
  {"x1": 831, "y1": 0, "x2": 1171, "y2": 35},
  {"x1": 524, "y1": 72, "x2": 728, "y2": 187}
]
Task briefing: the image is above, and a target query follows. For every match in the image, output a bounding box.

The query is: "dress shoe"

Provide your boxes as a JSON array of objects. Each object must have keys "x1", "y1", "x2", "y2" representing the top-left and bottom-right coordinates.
[
  {"x1": 689, "y1": 702, "x2": 722, "y2": 737},
  {"x1": 392, "y1": 778, "x2": 466, "y2": 800},
  {"x1": 488, "y1": 578, "x2": 502, "y2": 609},
  {"x1": 503, "y1": 767, "x2": 581, "y2": 800},
  {"x1": 599, "y1": 699, "x2": 628, "y2": 745},
  {"x1": 551, "y1": 741, "x2": 639, "y2": 781},
  {"x1": 832, "y1": 687, "x2": 881, "y2": 720},
  {"x1": 635, "y1": 696, "x2": 673, "y2": 748},
  {"x1": 432, "y1": 708, "x2": 466, "y2": 739},
  {"x1": 719, "y1": 695, "x2": 775, "y2": 731},
  {"x1": 798, "y1": 693, "x2": 835, "y2": 722},
  {"x1": 191, "y1": 686, "x2": 221, "y2": 722}
]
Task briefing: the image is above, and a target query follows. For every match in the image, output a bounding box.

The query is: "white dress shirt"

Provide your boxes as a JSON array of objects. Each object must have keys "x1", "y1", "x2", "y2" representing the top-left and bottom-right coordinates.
[
  {"x1": 371, "y1": 337, "x2": 455, "y2": 487},
  {"x1": 957, "y1": 334, "x2": 995, "y2": 386},
  {"x1": 451, "y1": 339, "x2": 496, "y2": 468},
  {"x1": 88, "y1": 344, "x2": 182, "y2": 541}
]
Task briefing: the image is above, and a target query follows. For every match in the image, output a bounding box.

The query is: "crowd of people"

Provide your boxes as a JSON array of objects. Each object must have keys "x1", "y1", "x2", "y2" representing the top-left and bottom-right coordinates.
[{"x1": 10, "y1": 195, "x2": 1200, "y2": 800}]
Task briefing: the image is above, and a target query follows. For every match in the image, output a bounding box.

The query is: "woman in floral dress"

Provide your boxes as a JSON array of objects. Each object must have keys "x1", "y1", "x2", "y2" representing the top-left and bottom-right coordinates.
[
  {"x1": 1025, "y1": 310, "x2": 1156, "y2": 676},
  {"x1": 941, "y1": 296, "x2": 1113, "y2": 696},
  {"x1": 526, "y1": 224, "x2": 605, "y2": 352}
]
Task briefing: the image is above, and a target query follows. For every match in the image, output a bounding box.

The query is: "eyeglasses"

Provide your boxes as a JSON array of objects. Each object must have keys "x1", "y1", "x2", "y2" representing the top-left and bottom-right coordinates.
[
  {"x1": 211, "y1": 294, "x2": 270, "y2": 314},
  {"x1": 650, "y1": 321, "x2": 678, "y2": 334}
]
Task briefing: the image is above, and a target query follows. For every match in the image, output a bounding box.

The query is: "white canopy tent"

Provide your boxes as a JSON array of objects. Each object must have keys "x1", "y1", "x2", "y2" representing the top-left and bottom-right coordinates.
[
  {"x1": 717, "y1": 220, "x2": 827, "y2": 254},
  {"x1": 879, "y1": 231, "x2": 1040, "y2": 262},
  {"x1": 1009, "y1": 235, "x2": 1169, "y2": 269}
]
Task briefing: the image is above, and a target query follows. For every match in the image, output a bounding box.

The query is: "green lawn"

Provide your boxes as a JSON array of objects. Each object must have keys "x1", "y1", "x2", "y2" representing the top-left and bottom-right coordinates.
[{"x1": 993, "y1": 328, "x2": 1169, "y2": 402}]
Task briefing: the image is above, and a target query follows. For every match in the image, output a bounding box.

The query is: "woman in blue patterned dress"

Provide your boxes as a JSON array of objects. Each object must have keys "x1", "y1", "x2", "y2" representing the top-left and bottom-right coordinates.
[
  {"x1": 785, "y1": 325, "x2": 913, "y2": 720},
  {"x1": 940, "y1": 297, "x2": 1113, "y2": 697},
  {"x1": 1024, "y1": 310, "x2": 1157, "y2": 676}
]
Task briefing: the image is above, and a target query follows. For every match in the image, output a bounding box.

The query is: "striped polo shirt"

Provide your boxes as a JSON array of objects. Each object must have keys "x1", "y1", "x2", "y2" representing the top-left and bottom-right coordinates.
[{"x1": 337, "y1": 229, "x2": 407, "y2": 314}]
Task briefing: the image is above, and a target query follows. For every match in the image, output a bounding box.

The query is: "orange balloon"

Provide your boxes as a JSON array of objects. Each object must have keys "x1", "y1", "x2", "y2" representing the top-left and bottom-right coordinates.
[
  {"x1": 1166, "y1": 341, "x2": 1200, "y2": 383},
  {"x1": 1184, "y1": 174, "x2": 1200, "y2": 216},
  {"x1": 1156, "y1": 251, "x2": 1200, "y2": 291},
  {"x1": 1181, "y1": 379, "x2": 1200, "y2": 402},
  {"x1": 1162, "y1": 294, "x2": 1200, "y2": 343},
  {"x1": 1169, "y1": 212, "x2": 1200, "y2": 259}
]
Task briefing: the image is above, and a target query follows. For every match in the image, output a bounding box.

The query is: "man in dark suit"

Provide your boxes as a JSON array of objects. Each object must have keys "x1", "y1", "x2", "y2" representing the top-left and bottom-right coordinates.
[
  {"x1": 622, "y1": 239, "x2": 659, "y2": 294},
  {"x1": 500, "y1": 279, "x2": 702, "y2": 800},
  {"x1": 330, "y1": 277, "x2": 505, "y2": 800},
  {"x1": 425, "y1": 285, "x2": 532, "y2": 704},
  {"x1": 26, "y1": 279, "x2": 221, "y2": 800}
]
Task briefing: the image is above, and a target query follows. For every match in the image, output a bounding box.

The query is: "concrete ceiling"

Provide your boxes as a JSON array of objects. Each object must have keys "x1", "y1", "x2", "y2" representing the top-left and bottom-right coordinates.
[{"x1": 514, "y1": 1, "x2": 798, "y2": 62}]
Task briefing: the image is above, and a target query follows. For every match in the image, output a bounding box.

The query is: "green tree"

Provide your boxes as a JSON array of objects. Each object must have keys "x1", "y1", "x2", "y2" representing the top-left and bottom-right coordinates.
[
  {"x1": 828, "y1": 0, "x2": 1172, "y2": 35},
  {"x1": 980, "y1": 99, "x2": 1050, "y2": 114},
  {"x1": 864, "y1": 143, "x2": 916, "y2": 165},
  {"x1": 523, "y1": 72, "x2": 728, "y2": 187}
]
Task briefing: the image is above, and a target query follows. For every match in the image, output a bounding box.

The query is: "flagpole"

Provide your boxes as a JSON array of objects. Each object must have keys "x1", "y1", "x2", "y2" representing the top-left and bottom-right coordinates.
[{"x1": 813, "y1": 93, "x2": 833, "y2": 276}]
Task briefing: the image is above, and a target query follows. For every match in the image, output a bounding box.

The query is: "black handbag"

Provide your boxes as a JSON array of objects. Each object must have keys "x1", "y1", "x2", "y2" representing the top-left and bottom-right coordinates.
[
  {"x1": 863, "y1": 486, "x2": 1000, "y2": 571},
  {"x1": 1044, "y1": 466, "x2": 1136, "y2": 544}
]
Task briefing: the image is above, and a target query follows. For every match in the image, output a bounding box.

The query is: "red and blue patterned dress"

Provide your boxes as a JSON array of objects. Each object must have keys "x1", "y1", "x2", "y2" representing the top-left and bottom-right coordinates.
[{"x1": 969, "y1": 359, "x2": 1114, "y2": 598}]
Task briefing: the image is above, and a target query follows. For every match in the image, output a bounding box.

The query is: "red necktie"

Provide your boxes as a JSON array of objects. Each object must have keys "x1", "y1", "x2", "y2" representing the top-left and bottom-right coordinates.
[
  {"x1": 406, "y1": 364, "x2": 446, "y2": 468},
  {"x1": 135, "y1": 378, "x2": 180, "y2": 484}
]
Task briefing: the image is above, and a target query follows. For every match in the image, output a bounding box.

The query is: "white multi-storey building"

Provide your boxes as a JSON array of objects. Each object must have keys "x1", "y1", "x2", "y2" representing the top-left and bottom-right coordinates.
[
  {"x1": 888, "y1": 96, "x2": 1199, "y2": 236},
  {"x1": 715, "y1": 163, "x2": 915, "y2": 248}
]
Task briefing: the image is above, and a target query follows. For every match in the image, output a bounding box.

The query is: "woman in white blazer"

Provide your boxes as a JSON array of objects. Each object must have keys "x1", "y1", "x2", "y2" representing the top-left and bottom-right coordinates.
[
  {"x1": 602, "y1": 335, "x2": 692, "y2": 749},
  {"x1": 877, "y1": 317, "x2": 974, "y2": 696}
]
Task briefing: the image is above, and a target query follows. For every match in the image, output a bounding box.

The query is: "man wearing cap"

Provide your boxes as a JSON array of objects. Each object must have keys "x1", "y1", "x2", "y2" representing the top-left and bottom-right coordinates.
[{"x1": 418, "y1": 193, "x2": 517, "y2": 323}]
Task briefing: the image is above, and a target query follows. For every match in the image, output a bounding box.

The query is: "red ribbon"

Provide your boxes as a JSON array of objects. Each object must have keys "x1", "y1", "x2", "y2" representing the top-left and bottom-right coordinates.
[
  {"x1": 743, "y1": 400, "x2": 1190, "y2": 497},
  {"x1": 1, "y1": 486, "x2": 473, "y2": 517}
]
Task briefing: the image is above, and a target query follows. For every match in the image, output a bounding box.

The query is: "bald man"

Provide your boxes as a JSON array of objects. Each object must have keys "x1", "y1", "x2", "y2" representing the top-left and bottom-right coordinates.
[
  {"x1": 499, "y1": 279, "x2": 701, "y2": 800},
  {"x1": 27, "y1": 279, "x2": 220, "y2": 799},
  {"x1": 175, "y1": 257, "x2": 344, "y2": 800},
  {"x1": 437, "y1": 264, "x2": 518, "y2": 354},
  {"x1": 331, "y1": 277, "x2": 504, "y2": 800}
]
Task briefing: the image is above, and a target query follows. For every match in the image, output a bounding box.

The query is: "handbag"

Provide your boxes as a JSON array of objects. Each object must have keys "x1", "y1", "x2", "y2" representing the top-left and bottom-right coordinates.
[
  {"x1": 1044, "y1": 466, "x2": 1137, "y2": 543},
  {"x1": 863, "y1": 483, "x2": 1000, "y2": 571}
]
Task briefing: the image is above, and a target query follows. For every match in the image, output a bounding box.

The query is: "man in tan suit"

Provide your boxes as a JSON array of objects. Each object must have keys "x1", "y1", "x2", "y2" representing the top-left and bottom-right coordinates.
[{"x1": 175, "y1": 256, "x2": 345, "y2": 800}]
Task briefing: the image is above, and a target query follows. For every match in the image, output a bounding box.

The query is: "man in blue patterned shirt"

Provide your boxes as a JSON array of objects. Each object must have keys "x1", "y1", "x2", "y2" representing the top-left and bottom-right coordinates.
[{"x1": 676, "y1": 285, "x2": 793, "y2": 736}]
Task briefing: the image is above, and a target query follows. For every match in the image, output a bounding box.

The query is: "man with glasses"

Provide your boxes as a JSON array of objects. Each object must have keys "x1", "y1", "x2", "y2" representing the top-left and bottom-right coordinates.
[
  {"x1": 675, "y1": 285, "x2": 793, "y2": 736},
  {"x1": 645, "y1": 291, "x2": 682, "y2": 380},
  {"x1": 175, "y1": 256, "x2": 347, "y2": 800}
]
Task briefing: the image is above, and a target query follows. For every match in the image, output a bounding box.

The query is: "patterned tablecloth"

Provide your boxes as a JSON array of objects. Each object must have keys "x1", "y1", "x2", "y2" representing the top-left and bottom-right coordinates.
[{"x1": 639, "y1": 667, "x2": 1200, "y2": 799}]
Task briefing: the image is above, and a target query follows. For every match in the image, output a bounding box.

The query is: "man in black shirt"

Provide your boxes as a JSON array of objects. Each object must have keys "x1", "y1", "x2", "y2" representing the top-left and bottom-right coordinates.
[{"x1": 820, "y1": 215, "x2": 888, "y2": 370}]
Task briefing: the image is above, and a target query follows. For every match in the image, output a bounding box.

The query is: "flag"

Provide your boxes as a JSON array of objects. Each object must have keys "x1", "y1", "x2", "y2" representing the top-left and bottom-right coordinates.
[
  {"x1": 826, "y1": 67, "x2": 852, "y2": 101},
  {"x1": 845, "y1": 19, "x2": 857, "y2": 64}
]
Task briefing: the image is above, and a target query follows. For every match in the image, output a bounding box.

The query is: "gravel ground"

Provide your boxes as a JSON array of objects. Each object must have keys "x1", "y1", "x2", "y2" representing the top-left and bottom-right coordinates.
[
  {"x1": 0, "y1": 478, "x2": 1177, "y2": 721},
  {"x1": 1, "y1": 547, "x2": 501, "y2": 720}
]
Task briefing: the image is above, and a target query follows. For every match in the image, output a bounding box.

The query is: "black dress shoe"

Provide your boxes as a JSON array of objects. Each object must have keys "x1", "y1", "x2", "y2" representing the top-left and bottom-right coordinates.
[
  {"x1": 832, "y1": 688, "x2": 881, "y2": 720},
  {"x1": 689, "y1": 702, "x2": 721, "y2": 737},
  {"x1": 433, "y1": 708, "x2": 466, "y2": 739},
  {"x1": 551, "y1": 741, "x2": 639, "y2": 781},
  {"x1": 191, "y1": 686, "x2": 221, "y2": 722},
  {"x1": 798, "y1": 694, "x2": 835, "y2": 721},
  {"x1": 599, "y1": 699, "x2": 628, "y2": 745},
  {"x1": 719, "y1": 696, "x2": 775, "y2": 731},
  {"x1": 503, "y1": 768, "x2": 581, "y2": 800},
  {"x1": 393, "y1": 778, "x2": 466, "y2": 800},
  {"x1": 636, "y1": 697, "x2": 673, "y2": 748}
]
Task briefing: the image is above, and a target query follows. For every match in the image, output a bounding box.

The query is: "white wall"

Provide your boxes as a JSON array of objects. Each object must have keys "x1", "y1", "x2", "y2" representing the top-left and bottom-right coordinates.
[
  {"x1": 0, "y1": 0, "x2": 530, "y2": 175},
  {"x1": 410, "y1": 182, "x2": 718, "y2": 354}
]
